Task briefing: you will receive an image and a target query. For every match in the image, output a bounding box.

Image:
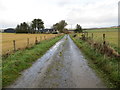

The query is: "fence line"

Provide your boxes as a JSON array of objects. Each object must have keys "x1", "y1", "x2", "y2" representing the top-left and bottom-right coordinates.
[
  {"x1": 3, "y1": 34, "x2": 62, "y2": 55},
  {"x1": 81, "y1": 32, "x2": 119, "y2": 58}
]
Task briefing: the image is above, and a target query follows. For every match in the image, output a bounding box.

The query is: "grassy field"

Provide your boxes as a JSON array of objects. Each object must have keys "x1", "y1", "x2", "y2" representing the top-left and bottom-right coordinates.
[
  {"x1": 1, "y1": 33, "x2": 59, "y2": 55},
  {"x1": 77, "y1": 28, "x2": 119, "y2": 52},
  {"x1": 2, "y1": 35, "x2": 64, "y2": 87}
]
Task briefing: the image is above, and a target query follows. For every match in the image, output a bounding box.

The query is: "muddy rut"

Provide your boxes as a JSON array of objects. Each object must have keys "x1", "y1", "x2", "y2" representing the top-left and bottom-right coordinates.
[{"x1": 8, "y1": 35, "x2": 106, "y2": 88}]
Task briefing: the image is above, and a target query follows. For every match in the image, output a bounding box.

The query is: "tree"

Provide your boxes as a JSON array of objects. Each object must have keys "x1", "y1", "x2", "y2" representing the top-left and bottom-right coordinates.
[
  {"x1": 16, "y1": 25, "x2": 20, "y2": 33},
  {"x1": 16, "y1": 22, "x2": 30, "y2": 33},
  {"x1": 52, "y1": 20, "x2": 67, "y2": 33},
  {"x1": 31, "y1": 19, "x2": 44, "y2": 33},
  {"x1": 31, "y1": 19, "x2": 37, "y2": 33},
  {"x1": 52, "y1": 23, "x2": 59, "y2": 30},
  {"x1": 75, "y1": 24, "x2": 82, "y2": 33},
  {"x1": 37, "y1": 19, "x2": 44, "y2": 31},
  {"x1": 30, "y1": 23, "x2": 35, "y2": 33}
]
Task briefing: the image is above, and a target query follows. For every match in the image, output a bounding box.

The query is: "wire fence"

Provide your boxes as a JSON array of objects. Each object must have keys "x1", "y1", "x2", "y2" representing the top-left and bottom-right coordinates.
[
  {"x1": 2, "y1": 34, "x2": 61, "y2": 55},
  {"x1": 80, "y1": 32, "x2": 119, "y2": 58}
]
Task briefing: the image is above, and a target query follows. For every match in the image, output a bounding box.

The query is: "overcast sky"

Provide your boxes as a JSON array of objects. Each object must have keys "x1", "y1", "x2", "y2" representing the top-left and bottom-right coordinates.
[{"x1": 0, "y1": 0, "x2": 119, "y2": 29}]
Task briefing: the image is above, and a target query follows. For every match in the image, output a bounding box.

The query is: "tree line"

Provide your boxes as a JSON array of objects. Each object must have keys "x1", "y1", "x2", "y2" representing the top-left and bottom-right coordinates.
[
  {"x1": 16, "y1": 19, "x2": 44, "y2": 33},
  {"x1": 16, "y1": 19, "x2": 68, "y2": 34},
  {"x1": 15, "y1": 19, "x2": 82, "y2": 34}
]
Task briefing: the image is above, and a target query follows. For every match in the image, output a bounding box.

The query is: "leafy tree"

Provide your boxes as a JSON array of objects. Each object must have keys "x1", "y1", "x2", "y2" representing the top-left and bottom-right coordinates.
[
  {"x1": 31, "y1": 19, "x2": 37, "y2": 33},
  {"x1": 16, "y1": 22, "x2": 30, "y2": 33},
  {"x1": 75, "y1": 24, "x2": 82, "y2": 33},
  {"x1": 52, "y1": 20, "x2": 67, "y2": 33},
  {"x1": 16, "y1": 25, "x2": 20, "y2": 33},
  {"x1": 30, "y1": 23, "x2": 35, "y2": 33},
  {"x1": 52, "y1": 23, "x2": 59, "y2": 30},
  {"x1": 37, "y1": 19, "x2": 44, "y2": 31},
  {"x1": 31, "y1": 19, "x2": 44, "y2": 33}
]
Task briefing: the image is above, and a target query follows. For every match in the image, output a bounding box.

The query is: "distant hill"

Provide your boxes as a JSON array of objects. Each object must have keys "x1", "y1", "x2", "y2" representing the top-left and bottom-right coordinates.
[{"x1": 84, "y1": 26, "x2": 118, "y2": 30}]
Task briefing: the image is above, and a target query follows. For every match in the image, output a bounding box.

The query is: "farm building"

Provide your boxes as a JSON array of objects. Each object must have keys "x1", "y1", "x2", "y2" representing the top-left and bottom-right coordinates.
[
  {"x1": 0, "y1": 28, "x2": 16, "y2": 33},
  {"x1": 4, "y1": 28, "x2": 16, "y2": 33},
  {"x1": 40, "y1": 29, "x2": 59, "y2": 34},
  {"x1": 1, "y1": 28, "x2": 59, "y2": 34}
]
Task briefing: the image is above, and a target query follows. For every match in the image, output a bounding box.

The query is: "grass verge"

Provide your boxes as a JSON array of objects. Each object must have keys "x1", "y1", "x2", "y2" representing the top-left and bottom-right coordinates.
[
  {"x1": 2, "y1": 35, "x2": 64, "y2": 87},
  {"x1": 70, "y1": 35, "x2": 119, "y2": 88}
]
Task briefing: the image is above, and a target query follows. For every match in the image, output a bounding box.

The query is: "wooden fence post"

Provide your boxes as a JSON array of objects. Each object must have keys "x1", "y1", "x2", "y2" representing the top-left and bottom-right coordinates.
[
  {"x1": 103, "y1": 34, "x2": 106, "y2": 45},
  {"x1": 84, "y1": 32, "x2": 85, "y2": 37},
  {"x1": 40, "y1": 36, "x2": 41, "y2": 42},
  {"x1": 103, "y1": 34, "x2": 106, "y2": 59},
  {"x1": 27, "y1": 38, "x2": 29, "y2": 47},
  {"x1": 92, "y1": 33, "x2": 93, "y2": 39},
  {"x1": 44, "y1": 36, "x2": 46, "y2": 40},
  {"x1": 35, "y1": 37, "x2": 38, "y2": 44},
  {"x1": 87, "y1": 32, "x2": 88, "y2": 38},
  {"x1": 13, "y1": 40, "x2": 16, "y2": 51},
  {"x1": 85, "y1": 32, "x2": 87, "y2": 38},
  {"x1": 40, "y1": 36, "x2": 42, "y2": 41}
]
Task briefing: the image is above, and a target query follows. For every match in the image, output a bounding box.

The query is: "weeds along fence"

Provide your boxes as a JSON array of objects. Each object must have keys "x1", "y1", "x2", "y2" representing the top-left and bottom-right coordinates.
[
  {"x1": 78, "y1": 32, "x2": 120, "y2": 58},
  {"x1": 73, "y1": 32, "x2": 120, "y2": 87},
  {"x1": 2, "y1": 34, "x2": 61, "y2": 56}
]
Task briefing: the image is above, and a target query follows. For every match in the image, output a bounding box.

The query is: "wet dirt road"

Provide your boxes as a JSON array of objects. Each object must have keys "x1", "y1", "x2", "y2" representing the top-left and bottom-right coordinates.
[{"x1": 8, "y1": 35, "x2": 105, "y2": 88}]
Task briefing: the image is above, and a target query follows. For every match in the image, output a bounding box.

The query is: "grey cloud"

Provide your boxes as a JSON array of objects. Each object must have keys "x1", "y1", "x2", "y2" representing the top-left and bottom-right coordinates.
[
  {"x1": 65, "y1": 0, "x2": 118, "y2": 28},
  {"x1": 0, "y1": 0, "x2": 118, "y2": 29}
]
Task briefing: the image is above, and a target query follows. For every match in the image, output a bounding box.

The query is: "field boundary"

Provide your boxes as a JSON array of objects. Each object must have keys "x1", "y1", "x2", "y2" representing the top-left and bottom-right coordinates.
[
  {"x1": 2, "y1": 34, "x2": 62, "y2": 56},
  {"x1": 80, "y1": 32, "x2": 120, "y2": 58},
  {"x1": 2, "y1": 35, "x2": 64, "y2": 87},
  {"x1": 81, "y1": 29, "x2": 118, "y2": 53}
]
